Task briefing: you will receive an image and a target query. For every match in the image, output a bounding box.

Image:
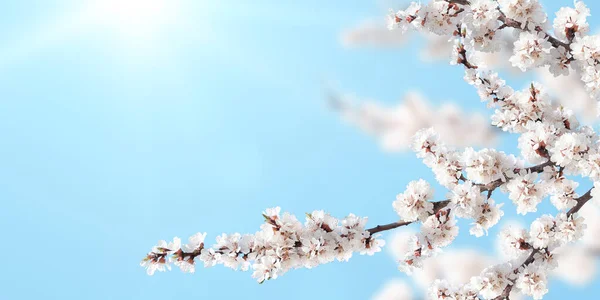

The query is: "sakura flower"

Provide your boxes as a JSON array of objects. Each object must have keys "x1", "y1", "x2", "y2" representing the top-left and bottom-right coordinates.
[
  {"x1": 498, "y1": 0, "x2": 547, "y2": 29},
  {"x1": 554, "y1": 213, "x2": 586, "y2": 245},
  {"x1": 393, "y1": 179, "x2": 435, "y2": 222},
  {"x1": 448, "y1": 181, "x2": 483, "y2": 218},
  {"x1": 421, "y1": 210, "x2": 459, "y2": 248},
  {"x1": 498, "y1": 224, "x2": 530, "y2": 259},
  {"x1": 463, "y1": 148, "x2": 517, "y2": 185},
  {"x1": 469, "y1": 199, "x2": 504, "y2": 237},
  {"x1": 529, "y1": 215, "x2": 555, "y2": 249},
  {"x1": 548, "y1": 131, "x2": 591, "y2": 170},
  {"x1": 549, "y1": 179, "x2": 579, "y2": 211},
  {"x1": 428, "y1": 279, "x2": 458, "y2": 299},
  {"x1": 506, "y1": 172, "x2": 544, "y2": 215},
  {"x1": 471, "y1": 263, "x2": 513, "y2": 299},
  {"x1": 553, "y1": 1, "x2": 590, "y2": 41},
  {"x1": 515, "y1": 263, "x2": 549, "y2": 299},
  {"x1": 509, "y1": 32, "x2": 552, "y2": 72}
]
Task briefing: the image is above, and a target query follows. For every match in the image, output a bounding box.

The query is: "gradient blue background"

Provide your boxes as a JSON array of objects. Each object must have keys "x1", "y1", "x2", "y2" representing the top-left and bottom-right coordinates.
[{"x1": 1, "y1": 0, "x2": 599, "y2": 299}]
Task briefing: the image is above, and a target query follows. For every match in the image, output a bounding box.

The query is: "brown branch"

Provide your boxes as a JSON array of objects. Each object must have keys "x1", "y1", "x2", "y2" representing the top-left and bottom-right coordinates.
[
  {"x1": 478, "y1": 160, "x2": 555, "y2": 192},
  {"x1": 567, "y1": 188, "x2": 593, "y2": 216},
  {"x1": 447, "y1": 0, "x2": 471, "y2": 5},
  {"x1": 497, "y1": 14, "x2": 570, "y2": 51},
  {"x1": 477, "y1": 162, "x2": 553, "y2": 192},
  {"x1": 367, "y1": 221, "x2": 413, "y2": 234},
  {"x1": 446, "y1": 0, "x2": 570, "y2": 51},
  {"x1": 367, "y1": 200, "x2": 451, "y2": 234}
]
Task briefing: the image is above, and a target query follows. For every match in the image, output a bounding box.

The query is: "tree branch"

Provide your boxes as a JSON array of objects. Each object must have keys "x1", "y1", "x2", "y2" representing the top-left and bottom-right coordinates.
[
  {"x1": 447, "y1": 0, "x2": 570, "y2": 51},
  {"x1": 367, "y1": 200, "x2": 451, "y2": 234},
  {"x1": 491, "y1": 187, "x2": 594, "y2": 300},
  {"x1": 497, "y1": 14, "x2": 570, "y2": 51},
  {"x1": 477, "y1": 160, "x2": 555, "y2": 192}
]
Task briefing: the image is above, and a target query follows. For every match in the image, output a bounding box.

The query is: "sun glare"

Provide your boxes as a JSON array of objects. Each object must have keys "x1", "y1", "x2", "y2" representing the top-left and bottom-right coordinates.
[{"x1": 90, "y1": 0, "x2": 181, "y2": 40}]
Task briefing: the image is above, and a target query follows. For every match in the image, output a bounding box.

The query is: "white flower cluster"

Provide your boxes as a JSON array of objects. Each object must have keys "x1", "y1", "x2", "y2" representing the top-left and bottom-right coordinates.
[
  {"x1": 463, "y1": 0, "x2": 503, "y2": 52},
  {"x1": 498, "y1": 0, "x2": 546, "y2": 29},
  {"x1": 397, "y1": 208, "x2": 459, "y2": 274},
  {"x1": 428, "y1": 213, "x2": 585, "y2": 299},
  {"x1": 385, "y1": 0, "x2": 600, "y2": 298},
  {"x1": 145, "y1": 1, "x2": 600, "y2": 297},
  {"x1": 509, "y1": 31, "x2": 553, "y2": 71},
  {"x1": 411, "y1": 128, "x2": 464, "y2": 189},
  {"x1": 394, "y1": 179, "x2": 434, "y2": 222},
  {"x1": 463, "y1": 147, "x2": 522, "y2": 185},
  {"x1": 505, "y1": 172, "x2": 543, "y2": 214},
  {"x1": 394, "y1": 131, "x2": 515, "y2": 273},
  {"x1": 376, "y1": 210, "x2": 600, "y2": 300},
  {"x1": 141, "y1": 207, "x2": 384, "y2": 282},
  {"x1": 553, "y1": 1, "x2": 590, "y2": 42},
  {"x1": 388, "y1": 0, "x2": 600, "y2": 104}
]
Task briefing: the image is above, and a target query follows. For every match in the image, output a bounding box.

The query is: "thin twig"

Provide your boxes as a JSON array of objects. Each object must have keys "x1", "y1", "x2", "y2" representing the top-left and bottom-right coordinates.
[{"x1": 367, "y1": 200, "x2": 451, "y2": 234}]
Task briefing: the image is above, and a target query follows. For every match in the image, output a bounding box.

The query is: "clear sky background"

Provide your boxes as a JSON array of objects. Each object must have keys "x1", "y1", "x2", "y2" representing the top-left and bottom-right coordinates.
[{"x1": 1, "y1": 0, "x2": 600, "y2": 299}]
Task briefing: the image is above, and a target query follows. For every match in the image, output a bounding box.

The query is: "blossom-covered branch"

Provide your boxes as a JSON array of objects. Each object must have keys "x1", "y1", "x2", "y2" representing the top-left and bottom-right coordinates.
[
  {"x1": 490, "y1": 188, "x2": 592, "y2": 300},
  {"x1": 144, "y1": 1, "x2": 600, "y2": 299}
]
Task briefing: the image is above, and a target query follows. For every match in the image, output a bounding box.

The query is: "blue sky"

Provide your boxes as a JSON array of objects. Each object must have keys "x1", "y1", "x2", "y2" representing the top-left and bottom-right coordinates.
[{"x1": 1, "y1": 0, "x2": 599, "y2": 299}]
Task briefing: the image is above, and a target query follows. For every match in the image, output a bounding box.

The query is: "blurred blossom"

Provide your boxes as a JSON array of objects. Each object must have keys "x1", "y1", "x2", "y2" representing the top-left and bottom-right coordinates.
[
  {"x1": 371, "y1": 279, "x2": 413, "y2": 300},
  {"x1": 387, "y1": 230, "x2": 493, "y2": 288},
  {"x1": 553, "y1": 245, "x2": 597, "y2": 286},
  {"x1": 495, "y1": 220, "x2": 527, "y2": 261},
  {"x1": 536, "y1": 69, "x2": 598, "y2": 123},
  {"x1": 341, "y1": 20, "x2": 410, "y2": 48},
  {"x1": 411, "y1": 249, "x2": 493, "y2": 289},
  {"x1": 330, "y1": 92, "x2": 497, "y2": 152},
  {"x1": 387, "y1": 229, "x2": 417, "y2": 261},
  {"x1": 419, "y1": 33, "x2": 453, "y2": 63},
  {"x1": 579, "y1": 204, "x2": 600, "y2": 250}
]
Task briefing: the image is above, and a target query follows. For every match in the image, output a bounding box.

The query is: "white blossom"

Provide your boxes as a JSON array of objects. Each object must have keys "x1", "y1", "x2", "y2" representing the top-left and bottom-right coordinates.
[
  {"x1": 498, "y1": 0, "x2": 547, "y2": 29},
  {"x1": 548, "y1": 131, "x2": 591, "y2": 170},
  {"x1": 448, "y1": 181, "x2": 483, "y2": 218},
  {"x1": 463, "y1": 148, "x2": 518, "y2": 185},
  {"x1": 549, "y1": 179, "x2": 579, "y2": 211},
  {"x1": 529, "y1": 215, "x2": 555, "y2": 249},
  {"x1": 421, "y1": 210, "x2": 459, "y2": 248},
  {"x1": 554, "y1": 213, "x2": 586, "y2": 245},
  {"x1": 498, "y1": 224, "x2": 530, "y2": 259},
  {"x1": 553, "y1": 1, "x2": 590, "y2": 41},
  {"x1": 509, "y1": 32, "x2": 552, "y2": 71},
  {"x1": 418, "y1": 1, "x2": 464, "y2": 36},
  {"x1": 505, "y1": 172, "x2": 544, "y2": 215},
  {"x1": 394, "y1": 179, "x2": 435, "y2": 222},
  {"x1": 427, "y1": 279, "x2": 456, "y2": 299},
  {"x1": 469, "y1": 199, "x2": 504, "y2": 237},
  {"x1": 471, "y1": 263, "x2": 513, "y2": 299},
  {"x1": 515, "y1": 263, "x2": 548, "y2": 299}
]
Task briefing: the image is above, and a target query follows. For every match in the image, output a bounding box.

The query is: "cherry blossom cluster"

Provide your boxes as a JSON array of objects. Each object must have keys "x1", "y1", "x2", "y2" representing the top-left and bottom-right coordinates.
[
  {"x1": 344, "y1": 3, "x2": 599, "y2": 121},
  {"x1": 141, "y1": 207, "x2": 384, "y2": 282},
  {"x1": 376, "y1": 211, "x2": 600, "y2": 300},
  {"x1": 388, "y1": 0, "x2": 600, "y2": 107},
  {"x1": 385, "y1": 0, "x2": 600, "y2": 298},
  {"x1": 421, "y1": 208, "x2": 588, "y2": 299},
  {"x1": 143, "y1": 1, "x2": 600, "y2": 298}
]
